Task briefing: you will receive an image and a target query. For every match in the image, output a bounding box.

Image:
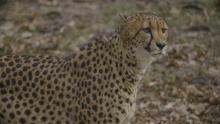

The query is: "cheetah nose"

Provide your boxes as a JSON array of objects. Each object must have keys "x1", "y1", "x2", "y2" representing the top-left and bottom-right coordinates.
[{"x1": 156, "y1": 43, "x2": 166, "y2": 50}]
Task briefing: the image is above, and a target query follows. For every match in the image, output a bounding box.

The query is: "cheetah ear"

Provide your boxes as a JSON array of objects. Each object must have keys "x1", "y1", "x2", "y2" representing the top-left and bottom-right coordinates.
[{"x1": 119, "y1": 13, "x2": 129, "y2": 22}]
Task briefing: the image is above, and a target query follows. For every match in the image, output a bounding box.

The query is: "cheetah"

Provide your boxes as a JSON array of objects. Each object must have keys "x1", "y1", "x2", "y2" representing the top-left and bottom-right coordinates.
[{"x1": 0, "y1": 12, "x2": 168, "y2": 124}]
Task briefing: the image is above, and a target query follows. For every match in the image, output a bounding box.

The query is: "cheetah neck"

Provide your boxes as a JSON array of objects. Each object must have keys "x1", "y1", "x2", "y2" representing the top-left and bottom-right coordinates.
[
  {"x1": 106, "y1": 33, "x2": 152, "y2": 82},
  {"x1": 68, "y1": 31, "x2": 152, "y2": 88}
]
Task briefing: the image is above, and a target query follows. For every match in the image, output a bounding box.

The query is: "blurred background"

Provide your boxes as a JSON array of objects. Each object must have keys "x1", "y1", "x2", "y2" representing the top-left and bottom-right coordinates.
[{"x1": 0, "y1": 0, "x2": 219, "y2": 123}]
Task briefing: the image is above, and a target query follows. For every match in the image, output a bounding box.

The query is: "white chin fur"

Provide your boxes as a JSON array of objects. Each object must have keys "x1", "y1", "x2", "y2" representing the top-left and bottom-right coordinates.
[
  {"x1": 135, "y1": 46, "x2": 167, "y2": 75},
  {"x1": 135, "y1": 48, "x2": 154, "y2": 74},
  {"x1": 162, "y1": 46, "x2": 167, "y2": 55}
]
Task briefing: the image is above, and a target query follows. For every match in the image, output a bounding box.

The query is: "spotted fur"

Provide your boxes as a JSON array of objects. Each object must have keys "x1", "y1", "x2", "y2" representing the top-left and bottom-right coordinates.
[{"x1": 0, "y1": 12, "x2": 168, "y2": 124}]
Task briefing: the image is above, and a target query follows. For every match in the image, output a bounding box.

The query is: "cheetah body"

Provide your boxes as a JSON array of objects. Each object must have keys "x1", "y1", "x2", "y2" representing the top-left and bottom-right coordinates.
[{"x1": 0, "y1": 13, "x2": 168, "y2": 124}]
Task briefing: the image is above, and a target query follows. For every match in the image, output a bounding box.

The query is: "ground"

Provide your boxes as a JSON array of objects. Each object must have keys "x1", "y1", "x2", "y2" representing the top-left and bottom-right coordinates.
[{"x1": 0, "y1": 0, "x2": 220, "y2": 124}]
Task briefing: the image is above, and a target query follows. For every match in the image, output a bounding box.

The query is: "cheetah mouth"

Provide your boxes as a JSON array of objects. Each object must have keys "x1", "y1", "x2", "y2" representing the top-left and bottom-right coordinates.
[
  {"x1": 144, "y1": 45, "x2": 165, "y2": 56},
  {"x1": 152, "y1": 49, "x2": 167, "y2": 56},
  {"x1": 144, "y1": 46, "x2": 162, "y2": 55},
  {"x1": 152, "y1": 52, "x2": 163, "y2": 57},
  {"x1": 152, "y1": 52, "x2": 162, "y2": 55}
]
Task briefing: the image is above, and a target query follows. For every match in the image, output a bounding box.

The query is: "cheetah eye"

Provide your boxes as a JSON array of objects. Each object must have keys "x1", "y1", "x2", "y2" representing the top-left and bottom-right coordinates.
[
  {"x1": 162, "y1": 28, "x2": 168, "y2": 33},
  {"x1": 142, "y1": 27, "x2": 151, "y2": 34}
]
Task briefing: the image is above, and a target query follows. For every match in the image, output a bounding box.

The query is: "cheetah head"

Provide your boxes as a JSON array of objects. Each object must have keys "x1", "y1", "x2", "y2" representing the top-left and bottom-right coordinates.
[{"x1": 118, "y1": 12, "x2": 168, "y2": 58}]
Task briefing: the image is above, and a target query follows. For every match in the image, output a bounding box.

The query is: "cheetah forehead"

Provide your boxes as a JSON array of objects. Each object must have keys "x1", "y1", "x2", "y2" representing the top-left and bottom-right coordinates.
[
  {"x1": 120, "y1": 12, "x2": 167, "y2": 27},
  {"x1": 121, "y1": 12, "x2": 159, "y2": 19}
]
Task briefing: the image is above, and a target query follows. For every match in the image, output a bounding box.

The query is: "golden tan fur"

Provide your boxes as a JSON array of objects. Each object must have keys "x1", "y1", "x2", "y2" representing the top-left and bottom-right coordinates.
[{"x1": 0, "y1": 12, "x2": 168, "y2": 124}]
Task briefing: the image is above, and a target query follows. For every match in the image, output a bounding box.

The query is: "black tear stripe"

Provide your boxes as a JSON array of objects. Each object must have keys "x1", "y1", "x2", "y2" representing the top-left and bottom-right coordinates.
[
  {"x1": 144, "y1": 30, "x2": 153, "y2": 51},
  {"x1": 143, "y1": 20, "x2": 152, "y2": 51},
  {"x1": 147, "y1": 20, "x2": 153, "y2": 47},
  {"x1": 131, "y1": 29, "x2": 141, "y2": 40},
  {"x1": 149, "y1": 30, "x2": 153, "y2": 41}
]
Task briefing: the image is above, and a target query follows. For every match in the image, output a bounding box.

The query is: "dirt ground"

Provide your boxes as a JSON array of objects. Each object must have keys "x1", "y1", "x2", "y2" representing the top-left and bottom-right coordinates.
[{"x1": 0, "y1": 0, "x2": 220, "y2": 124}]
